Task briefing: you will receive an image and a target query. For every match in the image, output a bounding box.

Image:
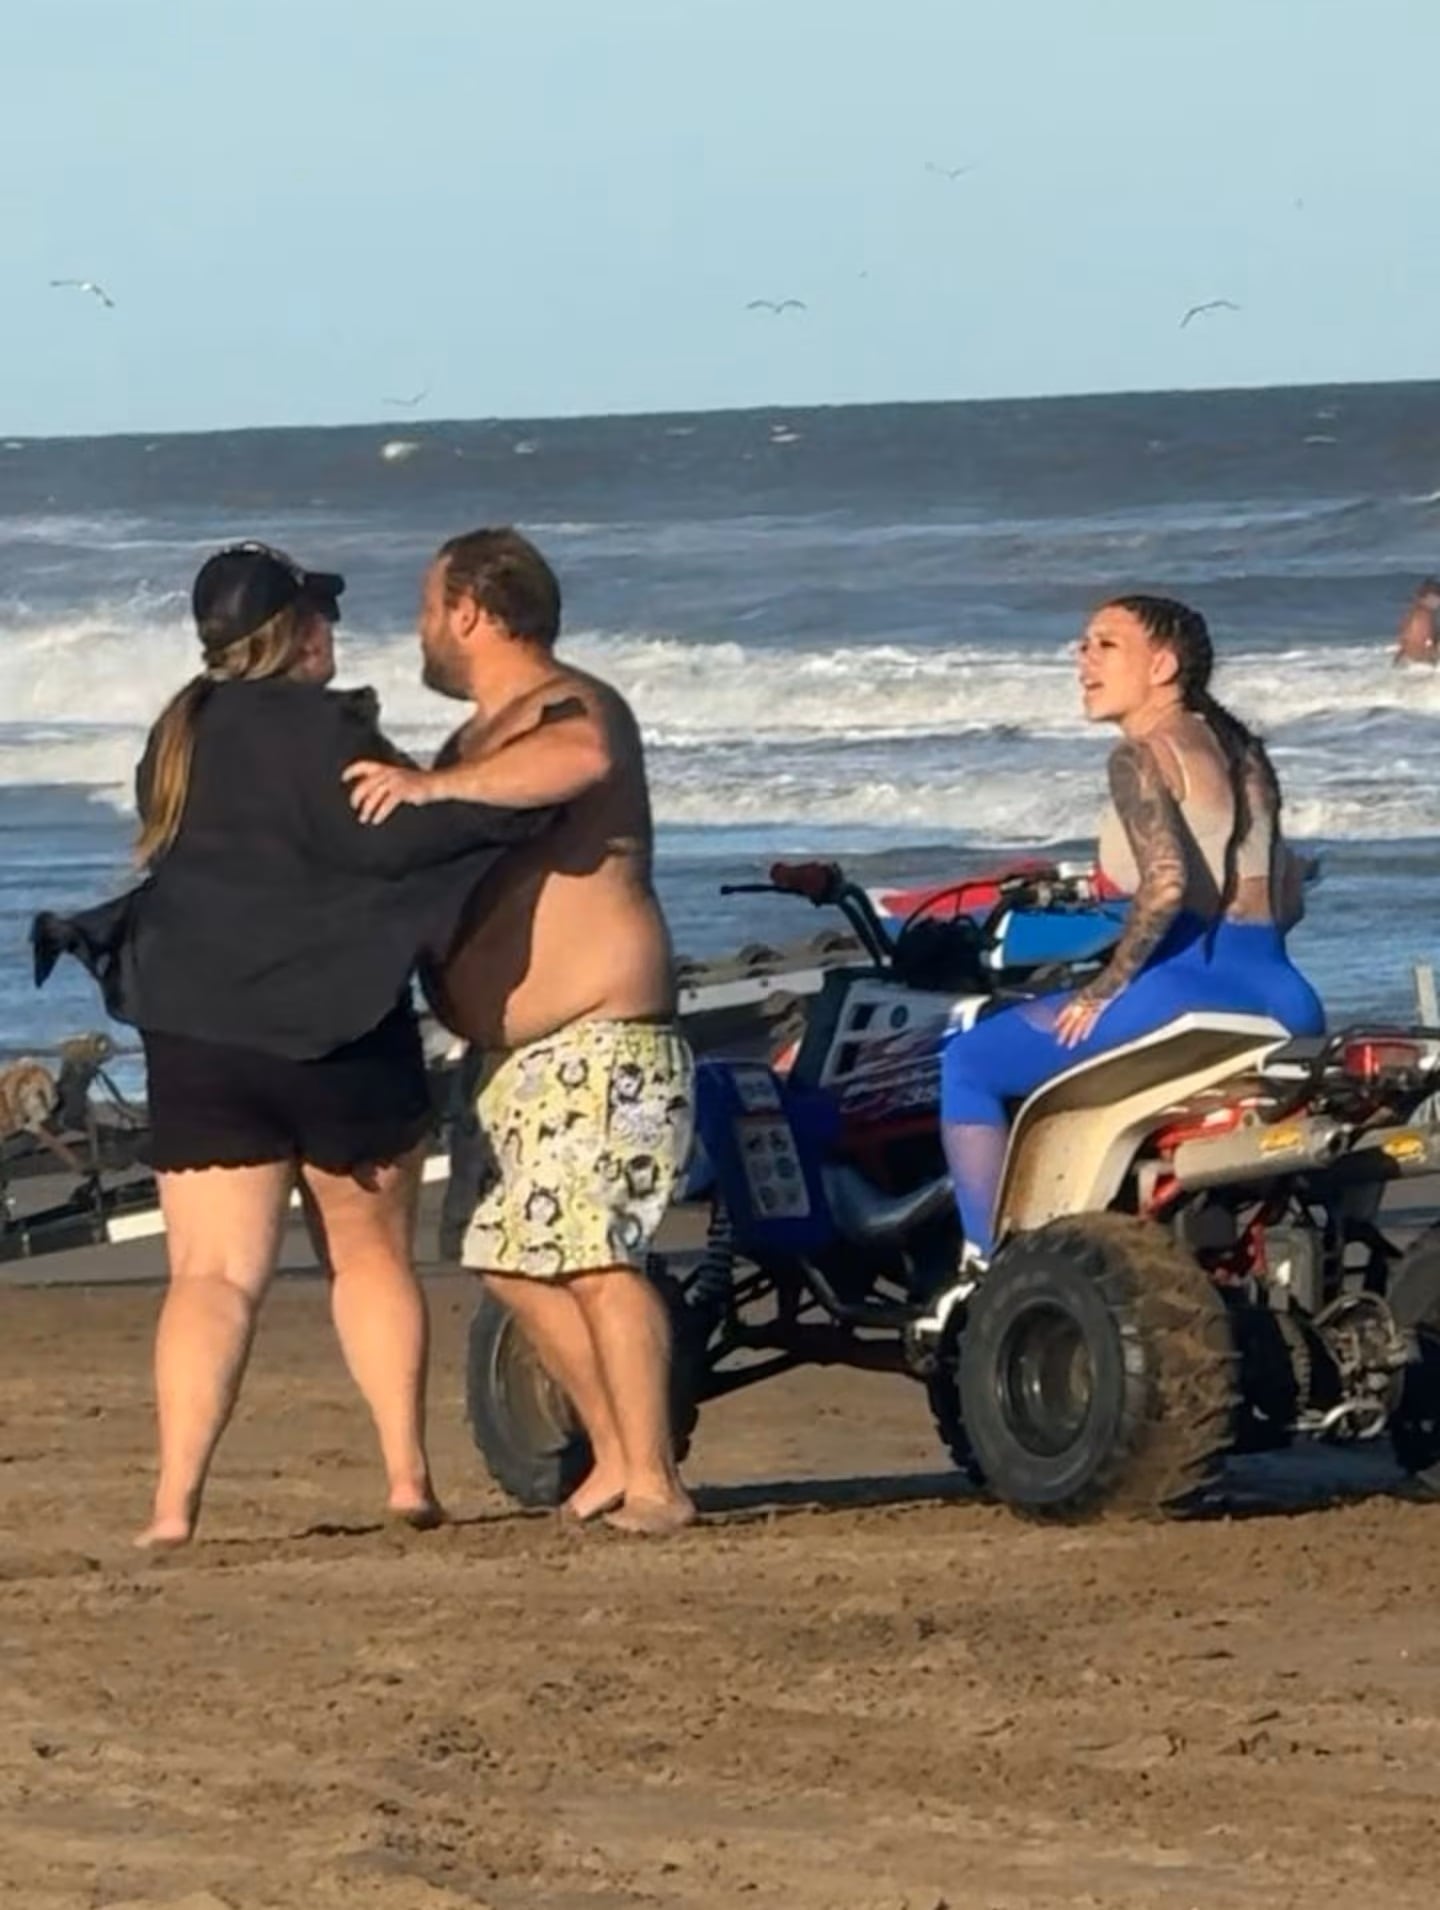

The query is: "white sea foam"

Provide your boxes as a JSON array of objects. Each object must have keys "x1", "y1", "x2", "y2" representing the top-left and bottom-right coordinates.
[{"x1": 1, "y1": 609, "x2": 1437, "y2": 844}]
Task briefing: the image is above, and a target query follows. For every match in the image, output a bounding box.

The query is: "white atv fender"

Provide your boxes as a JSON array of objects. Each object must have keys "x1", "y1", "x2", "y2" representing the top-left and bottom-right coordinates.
[{"x1": 992, "y1": 1011, "x2": 1288, "y2": 1241}]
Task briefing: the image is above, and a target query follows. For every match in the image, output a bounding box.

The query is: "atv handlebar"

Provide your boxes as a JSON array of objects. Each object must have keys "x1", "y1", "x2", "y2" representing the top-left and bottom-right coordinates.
[
  {"x1": 717, "y1": 857, "x2": 1119, "y2": 981},
  {"x1": 718, "y1": 861, "x2": 847, "y2": 908},
  {"x1": 718, "y1": 861, "x2": 895, "y2": 965}
]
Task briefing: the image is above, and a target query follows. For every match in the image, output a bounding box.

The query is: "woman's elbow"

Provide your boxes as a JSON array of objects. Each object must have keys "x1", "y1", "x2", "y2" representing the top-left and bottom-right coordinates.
[{"x1": 1145, "y1": 872, "x2": 1187, "y2": 916}]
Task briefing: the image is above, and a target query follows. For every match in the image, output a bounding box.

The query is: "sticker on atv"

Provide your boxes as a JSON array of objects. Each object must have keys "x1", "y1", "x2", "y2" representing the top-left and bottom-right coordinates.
[
  {"x1": 734, "y1": 1114, "x2": 811, "y2": 1218},
  {"x1": 730, "y1": 1066, "x2": 784, "y2": 1113}
]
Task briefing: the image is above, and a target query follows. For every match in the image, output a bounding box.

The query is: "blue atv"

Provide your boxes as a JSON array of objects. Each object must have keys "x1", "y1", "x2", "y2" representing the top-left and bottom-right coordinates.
[{"x1": 463, "y1": 858, "x2": 1122, "y2": 1505}]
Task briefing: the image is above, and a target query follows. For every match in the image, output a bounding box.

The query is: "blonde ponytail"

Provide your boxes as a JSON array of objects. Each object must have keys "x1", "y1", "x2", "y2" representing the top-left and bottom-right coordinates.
[{"x1": 134, "y1": 602, "x2": 314, "y2": 866}]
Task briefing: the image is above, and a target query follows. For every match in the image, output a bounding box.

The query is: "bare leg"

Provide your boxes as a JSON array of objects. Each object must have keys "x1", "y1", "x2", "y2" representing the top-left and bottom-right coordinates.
[
  {"x1": 301, "y1": 1145, "x2": 440, "y2": 1525},
  {"x1": 137, "y1": 1162, "x2": 293, "y2": 1549},
  {"x1": 481, "y1": 1271, "x2": 628, "y2": 1519},
  {"x1": 567, "y1": 1267, "x2": 695, "y2": 1534}
]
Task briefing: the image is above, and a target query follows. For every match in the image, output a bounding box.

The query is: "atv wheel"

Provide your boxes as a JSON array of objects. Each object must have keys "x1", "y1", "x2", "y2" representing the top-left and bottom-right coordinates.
[
  {"x1": 925, "y1": 1355, "x2": 985, "y2": 1488},
  {"x1": 1386, "y1": 1224, "x2": 1440, "y2": 1495},
  {"x1": 465, "y1": 1266, "x2": 703, "y2": 1507},
  {"x1": 958, "y1": 1213, "x2": 1237, "y2": 1519}
]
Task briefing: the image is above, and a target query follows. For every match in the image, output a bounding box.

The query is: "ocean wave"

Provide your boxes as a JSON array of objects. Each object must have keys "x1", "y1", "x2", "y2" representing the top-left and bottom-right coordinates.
[
  {"x1": 523, "y1": 489, "x2": 1440, "y2": 581},
  {"x1": 6, "y1": 604, "x2": 1432, "y2": 746},
  {"x1": 349, "y1": 629, "x2": 1440, "y2": 746},
  {"x1": 2, "y1": 609, "x2": 1436, "y2": 847},
  {"x1": 0, "y1": 511, "x2": 158, "y2": 550},
  {"x1": 644, "y1": 754, "x2": 1440, "y2": 846}
]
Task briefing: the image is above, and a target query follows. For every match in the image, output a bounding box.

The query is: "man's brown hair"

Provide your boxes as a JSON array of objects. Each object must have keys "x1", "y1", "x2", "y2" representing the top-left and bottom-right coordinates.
[{"x1": 439, "y1": 528, "x2": 562, "y2": 648}]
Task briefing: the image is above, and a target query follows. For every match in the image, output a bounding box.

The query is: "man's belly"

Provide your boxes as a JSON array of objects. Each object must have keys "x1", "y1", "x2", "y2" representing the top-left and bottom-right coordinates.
[{"x1": 433, "y1": 880, "x2": 676, "y2": 1050}]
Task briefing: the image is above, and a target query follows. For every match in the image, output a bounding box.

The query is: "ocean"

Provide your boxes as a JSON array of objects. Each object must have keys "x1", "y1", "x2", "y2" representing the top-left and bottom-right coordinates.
[{"x1": 3, "y1": 381, "x2": 1439, "y2": 1080}]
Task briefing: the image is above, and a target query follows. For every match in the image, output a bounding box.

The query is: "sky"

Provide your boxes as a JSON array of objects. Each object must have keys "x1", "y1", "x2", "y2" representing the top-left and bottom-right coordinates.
[{"x1": 2, "y1": 0, "x2": 1438, "y2": 438}]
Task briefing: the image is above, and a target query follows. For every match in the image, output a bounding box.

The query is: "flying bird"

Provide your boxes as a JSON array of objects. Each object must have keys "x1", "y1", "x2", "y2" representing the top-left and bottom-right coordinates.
[
  {"x1": 746, "y1": 298, "x2": 806, "y2": 315},
  {"x1": 50, "y1": 278, "x2": 114, "y2": 309},
  {"x1": 1180, "y1": 298, "x2": 1240, "y2": 328},
  {"x1": 925, "y1": 161, "x2": 975, "y2": 181},
  {"x1": 383, "y1": 385, "x2": 429, "y2": 408}
]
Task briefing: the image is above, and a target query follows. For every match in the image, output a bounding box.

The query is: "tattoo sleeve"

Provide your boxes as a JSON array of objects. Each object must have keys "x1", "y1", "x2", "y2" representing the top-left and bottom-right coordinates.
[{"x1": 1082, "y1": 741, "x2": 1188, "y2": 1003}]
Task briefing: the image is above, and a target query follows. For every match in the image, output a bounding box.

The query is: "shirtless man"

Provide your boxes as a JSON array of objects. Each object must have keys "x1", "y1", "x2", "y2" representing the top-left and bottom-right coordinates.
[
  {"x1": 344, "y1": 528, "x2": 696, "y2": 1534},
  {"x1": 1394, "y1": 579, "x2": 1440, "y2": 667}
]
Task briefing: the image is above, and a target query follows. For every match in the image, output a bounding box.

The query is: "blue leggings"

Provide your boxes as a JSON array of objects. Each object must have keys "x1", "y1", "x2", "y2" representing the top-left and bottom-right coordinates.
[{"x1": 939, "y1": 915, "x2": 1325, "y2": 1256}]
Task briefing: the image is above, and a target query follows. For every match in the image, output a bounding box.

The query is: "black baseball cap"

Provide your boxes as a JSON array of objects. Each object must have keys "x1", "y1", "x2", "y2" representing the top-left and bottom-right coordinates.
[{"x1": 191, "y1": 541, "x2": 345, "y2": 649}]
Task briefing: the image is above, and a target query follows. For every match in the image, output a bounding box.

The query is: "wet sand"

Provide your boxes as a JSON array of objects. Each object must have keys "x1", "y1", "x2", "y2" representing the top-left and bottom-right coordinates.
[{"x1": 3, "y1": 1196, "x2": 1440, "y2": 1908}]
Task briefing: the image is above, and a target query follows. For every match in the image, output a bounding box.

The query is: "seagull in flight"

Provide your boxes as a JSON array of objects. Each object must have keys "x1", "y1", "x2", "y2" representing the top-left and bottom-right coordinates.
[
  {"x1": 50, "y1": 278, "x2": 114, "y2": 309},
  {"x1": 383, "y1": 385, "x2": 429, "y2": 408},
  {"x1": 925, "y1": 161, "x2": 975, "y2": 181},
  {"x1": 746, "y1": 298, "x2": 806, "y2": 315},
  {"x1": 1180, "y1": 298, "x2": 1240, "y2": 328}
]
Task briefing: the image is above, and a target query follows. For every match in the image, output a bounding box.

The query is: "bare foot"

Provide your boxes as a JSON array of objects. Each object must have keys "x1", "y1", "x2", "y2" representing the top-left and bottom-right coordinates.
[
  {"x1": 562, "y1": 1468, "x2": 627, "y2": 1525},
  {"x1": 133, "y1": 1516, "x2": 193, "y2": 1551},
  {"x1": 603, "y1": 1491, "x2": 697, "y2": 1537},
  {"x1": 387, "y1": 1494, "x2": 447, "y2": 1532}
]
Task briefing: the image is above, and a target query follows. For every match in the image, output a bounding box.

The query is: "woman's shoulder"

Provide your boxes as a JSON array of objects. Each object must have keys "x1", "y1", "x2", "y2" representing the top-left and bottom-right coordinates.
[
  {"x1": 1109, "y1": 713, "x2": 1216, "y2": 792},
  {"x1": 205, "y1": 679, "x2": 382, "y2": 735}
]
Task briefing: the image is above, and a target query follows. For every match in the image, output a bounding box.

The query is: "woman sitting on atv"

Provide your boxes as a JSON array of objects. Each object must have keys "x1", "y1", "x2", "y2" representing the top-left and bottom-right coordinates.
[{"x1": 941, "y1": 594, "x2": 1323, "y2": 1266}]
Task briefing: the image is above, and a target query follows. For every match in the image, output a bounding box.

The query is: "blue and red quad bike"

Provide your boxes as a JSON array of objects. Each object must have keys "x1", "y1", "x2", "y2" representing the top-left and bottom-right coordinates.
[
  {"x1": 465, "y1": 860, "x2": 1440, "y2": 1523},
  {"x1": 464, "y1": 857, "x2": 1122, "y2": 1498}
]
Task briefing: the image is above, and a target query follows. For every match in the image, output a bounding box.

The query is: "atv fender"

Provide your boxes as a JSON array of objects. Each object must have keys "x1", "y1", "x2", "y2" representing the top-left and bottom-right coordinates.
[{"x1": 993, "y1": 1012, "x2": 1286, "y2": 1240}]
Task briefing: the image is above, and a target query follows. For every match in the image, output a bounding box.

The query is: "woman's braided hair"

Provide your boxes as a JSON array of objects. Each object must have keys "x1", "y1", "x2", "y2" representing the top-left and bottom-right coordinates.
[{"x1": 1104, "y1": 594, "x2": 1280, "y2": 912}]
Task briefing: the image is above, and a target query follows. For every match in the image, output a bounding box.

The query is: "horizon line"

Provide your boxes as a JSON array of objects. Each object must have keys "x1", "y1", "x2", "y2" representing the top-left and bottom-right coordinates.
[{"x1": 4, "y1": 370, "x2": 1438, "y2": 450}]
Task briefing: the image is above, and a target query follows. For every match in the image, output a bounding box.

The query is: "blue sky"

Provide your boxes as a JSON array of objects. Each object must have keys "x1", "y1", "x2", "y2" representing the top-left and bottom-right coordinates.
[{"x1": 3, "y1": 0, "x2": 1436, "y2": 436}]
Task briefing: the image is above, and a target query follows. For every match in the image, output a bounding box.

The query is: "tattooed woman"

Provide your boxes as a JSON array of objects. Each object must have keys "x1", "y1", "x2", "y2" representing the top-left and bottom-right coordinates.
[{"x1": 940, "y1": 595, "x2": 1324, "y2": 1266}]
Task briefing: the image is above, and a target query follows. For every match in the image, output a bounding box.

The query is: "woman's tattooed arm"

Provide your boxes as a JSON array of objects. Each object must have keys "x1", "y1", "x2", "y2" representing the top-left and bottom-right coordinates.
[{"x1": 1080, "y1": 740, "x2": 1187, "y2": 1004}]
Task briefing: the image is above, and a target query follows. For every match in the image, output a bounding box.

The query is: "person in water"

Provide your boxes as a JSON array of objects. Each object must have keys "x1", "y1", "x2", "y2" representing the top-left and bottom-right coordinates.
[
  {"x1": 34, "y1": 542, "x2": 548, "y2": 1546},
  {"x1": 1393, "y1": 579, "x2": 1440, "y2": 667},
  {"x1": 940, "y1": 593, "x2": 1324, "y2": 1266}
]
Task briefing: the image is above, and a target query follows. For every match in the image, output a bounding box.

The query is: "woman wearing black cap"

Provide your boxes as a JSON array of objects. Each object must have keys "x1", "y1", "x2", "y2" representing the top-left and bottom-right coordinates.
[{"x1": 35, "y1": 541, "x2": 547, "y2": 1547}]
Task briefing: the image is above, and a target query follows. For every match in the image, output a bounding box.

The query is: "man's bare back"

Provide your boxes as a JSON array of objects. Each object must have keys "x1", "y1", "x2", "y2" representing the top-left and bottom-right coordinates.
[{"x1": 429, "y1": 668, "x2": 676, "y2": 1050}]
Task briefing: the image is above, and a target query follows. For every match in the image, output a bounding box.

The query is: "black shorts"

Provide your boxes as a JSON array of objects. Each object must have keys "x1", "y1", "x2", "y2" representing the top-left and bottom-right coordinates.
[{"x1": 141, "y1": 1003, "x2": 434, "y2": 1175}]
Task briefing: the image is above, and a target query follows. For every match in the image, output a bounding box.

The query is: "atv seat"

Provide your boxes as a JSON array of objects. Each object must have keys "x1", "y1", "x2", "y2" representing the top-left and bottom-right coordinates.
[{"x1": 1261, "y1": 1035, "x2": 1330, "y2": 1069}]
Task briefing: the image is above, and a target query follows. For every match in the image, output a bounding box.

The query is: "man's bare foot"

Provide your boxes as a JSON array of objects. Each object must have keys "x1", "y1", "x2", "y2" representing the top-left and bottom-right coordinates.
[
  {"x1": 603, "y1": 1491, "x2": 697, "y2": 1537},
  {"x1": 561, "y1": 1468, "x2": 627, "y2": 1525},
  {"x1": 133, "y1": 1515, "x2": 193, "y2": 1551}
]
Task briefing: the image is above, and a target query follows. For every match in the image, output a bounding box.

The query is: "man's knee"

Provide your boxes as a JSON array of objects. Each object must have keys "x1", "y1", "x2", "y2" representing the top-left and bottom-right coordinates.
[
  {"x1": 480, "y1": 1269, "x2": 577, "y2": 1317},
  {"x1": 566, "y1": 1265, "x2": 668, "y2": 1321}
]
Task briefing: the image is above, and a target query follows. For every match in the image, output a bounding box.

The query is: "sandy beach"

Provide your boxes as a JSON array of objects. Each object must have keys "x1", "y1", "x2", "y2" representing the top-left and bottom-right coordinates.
[{"x1": 2, "y1": 1188, "x2": 1439, "y2": 1910}]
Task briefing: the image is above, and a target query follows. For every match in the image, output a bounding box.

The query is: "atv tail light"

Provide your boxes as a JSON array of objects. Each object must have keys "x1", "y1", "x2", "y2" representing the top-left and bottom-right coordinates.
[
  {"x1": 1340, "y1": 1038, "x2": 1424, "y2": 1082},
  {"x1": 1153, "y1": 1100, "x2": 1251, "y2": 1154}
]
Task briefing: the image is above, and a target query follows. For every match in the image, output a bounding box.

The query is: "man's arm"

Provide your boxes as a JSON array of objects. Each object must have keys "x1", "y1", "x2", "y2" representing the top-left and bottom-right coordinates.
[
  {"x1": 345, "y1": 692, "x2": 612, "y2": 824},
  {"x1": 302, "y1": 698, "x2": 551, "y2": 875}
]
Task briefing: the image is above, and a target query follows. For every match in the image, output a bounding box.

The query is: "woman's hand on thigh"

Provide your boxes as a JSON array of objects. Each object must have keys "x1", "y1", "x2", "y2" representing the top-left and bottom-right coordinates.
[{"x1": 1054, "y1": 993, "x2": 1110, "y2": 1050}]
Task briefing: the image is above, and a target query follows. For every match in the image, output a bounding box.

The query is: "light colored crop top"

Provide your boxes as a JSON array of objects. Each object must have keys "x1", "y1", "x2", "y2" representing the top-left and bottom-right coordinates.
[{"x1": 1097, "y1": 723, "x2": 1276, "y2": 905}]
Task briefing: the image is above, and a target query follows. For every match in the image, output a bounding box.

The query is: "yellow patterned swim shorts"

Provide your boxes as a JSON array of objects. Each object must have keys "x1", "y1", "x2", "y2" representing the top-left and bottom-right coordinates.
[{"x1": 457, "y1": 1018, "x2": 695, "y2": 1278}]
